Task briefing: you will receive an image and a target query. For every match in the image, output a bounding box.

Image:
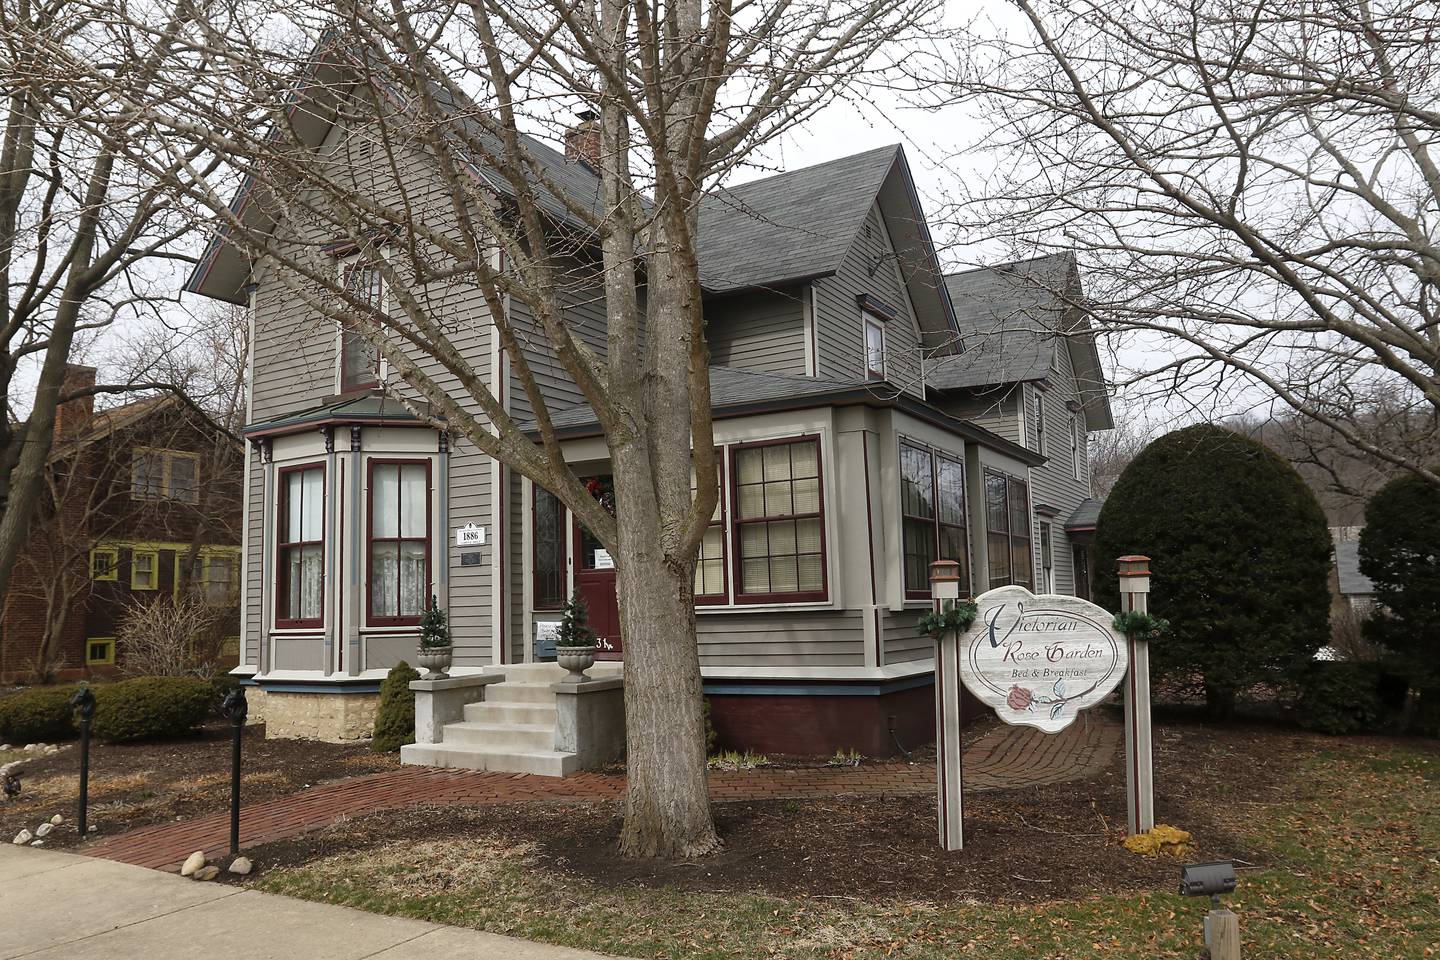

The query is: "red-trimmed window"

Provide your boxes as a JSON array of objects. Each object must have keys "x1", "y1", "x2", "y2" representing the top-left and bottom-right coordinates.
[
  {"x1": 533, "y1": 484, "x2": 566, "y2": 610},
  {"x1": 340, "y1": 260, "x2": 382, "y2": 393},
  {"x1": 901, "y1": 443, "x2": 970, "y2": 599},
  {"x1": 985, "y1": 470, "x2": 1033, "y2": 591},
  {"x1": 692, "y1": 457, "x2": 727, "y2": 604},
  {"x1": 368, "y1": 460, "x2": 430, "y2": 625},
  {"x1": 277, "y1": 464, "x2": 325, "y2": 628},
  {"x1": 731, "y1": 436, "x2": 826, "y2": 603}
]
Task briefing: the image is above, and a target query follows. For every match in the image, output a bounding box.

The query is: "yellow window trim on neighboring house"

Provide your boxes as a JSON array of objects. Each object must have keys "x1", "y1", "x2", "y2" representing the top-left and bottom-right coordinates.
[
  {"x1": 86, "y1": 638, "x2": 115, "y2": 666},
  {"x1": 131, "y1": 448, "x2": 201, "y2": 503},
  {"x1": 174, "y1": 545, "x2": 243, "y2": 604},
  {"x1": 131, "y1": 549, "x2": 159, "y2": 591},
  {"x1": 90, "y1": 547, "x2": 119, "y2": 581}
]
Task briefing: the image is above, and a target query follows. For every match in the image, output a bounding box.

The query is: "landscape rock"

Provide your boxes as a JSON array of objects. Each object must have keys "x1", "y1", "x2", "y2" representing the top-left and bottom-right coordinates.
[
  {"x1": 49, "y1": 814, "x2": 62, "y2": 825},
  {"x1": 34, "y1": 822, "x2": 52, "y2": 838},
  {"x1": 23, "y1": 744, "x2": 39, "y2": 753},
  {"x1": 0, "y1": 761, "x2": 21, "y2": 777},
  {"x1": 180, "y1": 851, "x2": 207, "y2": 877},
  {"x1": 29, "y1": 839, "x2": 43, "y2": 847},
  {"x1": 193, "y1": 865, "x2": 220, "y2": 882},
  {"x1": 227, "y1": 856, "x2": 253, "y2": 875},
  {"x1": 0, "y1": 744, "x2": 10, "y2": 751},
  {"x1": 44, "y1": 745, "x2": 59, "y2": 755},
  {"x1": 88, "y1": 824, "x2": 98, "y2": 833},
  {"x1": 12, "y1": 829, "x2": 32, "y2": 845}
]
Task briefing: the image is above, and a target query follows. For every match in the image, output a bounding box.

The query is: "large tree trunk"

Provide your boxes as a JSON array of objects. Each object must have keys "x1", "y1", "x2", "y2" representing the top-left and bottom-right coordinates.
[{"x1": 611, "y1": 448, "x2": 719, "y2": 859}]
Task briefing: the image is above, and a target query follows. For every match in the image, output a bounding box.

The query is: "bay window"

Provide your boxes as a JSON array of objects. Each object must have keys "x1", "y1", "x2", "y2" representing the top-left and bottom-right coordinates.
[
  {"x1": 732, "y1": 437, "x2": 825, "y2": 602},
  {"x1": 901, "y1": 443, "x2": 969, "y2": 599},
  {"x1": 985, "y1": 470, "x2": 1033, "y2": 590},
  {"x1": 368, "y1": 460, "x2": 430, "y2": 625},
  {"x1": 277, "y1": 464, "x2": 325, "y2": 627}
]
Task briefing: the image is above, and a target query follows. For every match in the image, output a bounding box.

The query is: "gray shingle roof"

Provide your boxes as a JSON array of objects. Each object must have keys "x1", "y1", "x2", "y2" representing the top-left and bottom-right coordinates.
[
  {"x1": 696, "y1": 146, "x2": 901, "y2": 293},
  {"x1": 244, "y1": 392, "x2": 423, "y2": 437},
  {"x1": 1334, "y1": 539, "x2": 1375, "y2": 596},
  {"x1": 927, "y1": 254, "x2": 1075, "y2": 390},
  {"x1": 522, "y1": 366, "x2": 858, "y2": 432},
  {"x1": 1064, "y1": 497, "x2": 1102, "y2": 532}
]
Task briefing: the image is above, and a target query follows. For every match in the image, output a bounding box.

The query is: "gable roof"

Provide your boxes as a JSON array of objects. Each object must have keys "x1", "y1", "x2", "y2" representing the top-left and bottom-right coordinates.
[
  {"x1": 697, "y1": 146, "x2": 958, "y2": 344},
  {"x1": 184, "y1": 48, "x2": 957, "y2": 344},
  {"x1": 930, "y1": 254, "x2": 1114, "y2": 430}
]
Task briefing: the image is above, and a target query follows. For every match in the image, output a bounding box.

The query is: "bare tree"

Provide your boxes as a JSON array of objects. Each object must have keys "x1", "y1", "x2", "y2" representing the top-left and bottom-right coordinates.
[
  {"x1": 51, "y1": 0, "x2": 938, "y2": 854},
  {"x1": 943, "y1": 0, "x2": 1440, "y2": 488},
  {"x1": 0, "y1": 0, "x2": 210, "y2": 604}
]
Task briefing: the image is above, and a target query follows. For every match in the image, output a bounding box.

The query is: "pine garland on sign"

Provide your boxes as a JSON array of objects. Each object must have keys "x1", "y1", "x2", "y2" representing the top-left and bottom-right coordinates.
[
  {"x1": 1112, "y1": 610, "x2": 1169, "y2": 641},
  {"x1": 917, "y1": 600, "x2": 979, "y2": 638}
]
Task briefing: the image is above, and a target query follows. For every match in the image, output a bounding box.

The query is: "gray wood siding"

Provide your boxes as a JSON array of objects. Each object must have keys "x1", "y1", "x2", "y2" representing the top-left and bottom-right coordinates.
[
  {"x1": 504, "y1": 264, "x2": 609, "y2": 425},
  {"x1": 812, "y1": 204, "x2": 925, "y2": 394},
  {"x1": 1024, "y1": 344, "x2": 1094, "y2": 595},
  {"x1": 696, "y1": 610, "x2": 867, "y2": 667},
  {"x1": 705, "y1": 290, "x2": 807, "y2": 374},
  {"x1": 934, "y1": 387, "x2": 1021, "y2": 445},
  {"x1": 882, "y1": 609, "x2": 931, "y2": 665},
  {"x1": 447, "y1": 439, "x2": 493, "y2": 666}
]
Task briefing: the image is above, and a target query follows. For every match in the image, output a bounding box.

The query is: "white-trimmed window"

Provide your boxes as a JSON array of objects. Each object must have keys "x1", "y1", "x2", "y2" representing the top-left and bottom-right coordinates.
[
  {"x1": 691, "y1": 457, "x2": 727, "y2": 603},
  {"x1": 1039, "y1": 521, "x2": 1054, "y2": 593},
  {"x1": 984, "y1": 470, "x2": 1033, "y2": 591},
  {"x1": 131, "y1": 550, "x2": 159, "y2": 591},
  {"x1": 864, "y1": 316, "x2": 886, "y2": 381},
  {"x1": 339, "y1": 259, "x2": 384, "y2": 393},
  {"x1": 900, "y1": 442, "x2": 969, "y2": 599},
  {"x1": 1033, "y1": 390, "x2": 1046, "y2": 455},
  {"x1": 1070, "y1": 412, "x2": 1083, "y2": 481},
  {"x1": 131, "y1": 449, "x2": 200, "y2": 503}
]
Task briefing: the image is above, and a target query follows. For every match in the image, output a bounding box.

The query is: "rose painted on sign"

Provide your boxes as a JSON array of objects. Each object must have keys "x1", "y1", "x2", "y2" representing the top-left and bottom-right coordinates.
[
  {"x1": 1006, "y1": 685, "x2": 1034, "y2": 711},
  {"x1": 957, "y1": 585, "x2": 1128, "y2": 733}
]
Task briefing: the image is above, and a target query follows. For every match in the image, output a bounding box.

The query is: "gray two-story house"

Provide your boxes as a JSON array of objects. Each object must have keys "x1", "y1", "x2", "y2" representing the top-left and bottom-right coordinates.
[{"x1": 186, "y1": 73, "x2": 1109, "y2": 765}]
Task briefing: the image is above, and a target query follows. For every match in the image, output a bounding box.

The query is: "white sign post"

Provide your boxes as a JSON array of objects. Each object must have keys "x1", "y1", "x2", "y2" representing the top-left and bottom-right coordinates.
[
  {"x1": 930, "y1": 561, "x2": 966, "y2": 851},
  {"x1": 932, "y1": 575, "x2": 1135, "y2": 852},
  {"x1": 1118, "y1": 555, "x2": 1156, "y2": 835}
]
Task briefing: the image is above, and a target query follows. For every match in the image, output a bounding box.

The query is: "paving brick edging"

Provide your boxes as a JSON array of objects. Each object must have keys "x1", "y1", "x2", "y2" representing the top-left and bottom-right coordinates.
[{"x1": 84, "y1": 718, "x2": 1119, "y2": 871}]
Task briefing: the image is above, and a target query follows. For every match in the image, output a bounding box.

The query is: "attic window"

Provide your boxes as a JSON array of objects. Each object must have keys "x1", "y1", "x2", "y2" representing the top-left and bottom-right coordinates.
[
  {"x1": 339, "y1": 259, "x2": 384, "y2": 393},
  {"x1": 864, "y1": 316, "x2": 886, "y2": 381}
]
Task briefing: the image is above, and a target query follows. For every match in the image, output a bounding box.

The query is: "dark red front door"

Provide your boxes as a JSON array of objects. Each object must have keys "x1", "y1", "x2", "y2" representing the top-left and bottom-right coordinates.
[{"x1": 574, "y1": 511, "x2": 622, "y2": 659}]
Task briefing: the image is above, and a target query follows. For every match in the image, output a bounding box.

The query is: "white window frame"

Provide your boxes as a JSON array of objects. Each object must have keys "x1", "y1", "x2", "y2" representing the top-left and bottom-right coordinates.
[
  {"x1": 1033, "y1": 390, "x2": 1046, "y2": 455},
  {"x1": 1070, "y1": 412, "x2": 1082, "y2": 481},
  {"x1": 131, "y1": 449, "x2": 200, "y2": 503},
  {"x1": 1039, "y1": 520, "x2": 1054, "y2": 593},
  {"x1": 863, "y1": 314, "x2": 887, "y2": 381},
  {"x1": 335, "y1": 254, "x2": 390, "y2": 394}
]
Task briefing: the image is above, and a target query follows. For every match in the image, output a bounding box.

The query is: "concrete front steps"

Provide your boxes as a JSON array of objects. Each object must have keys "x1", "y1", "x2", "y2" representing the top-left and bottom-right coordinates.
[{"x1": 400, "y1": 661, "x2": 623, "y2": 776}]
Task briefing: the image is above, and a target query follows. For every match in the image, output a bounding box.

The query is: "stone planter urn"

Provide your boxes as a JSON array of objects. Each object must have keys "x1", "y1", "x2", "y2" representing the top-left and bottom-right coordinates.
[
  {"x1": 415, "y1": 644, "x2": 453, "y2": 681},
  {"x1": 555, "y1": 644, "x2": 596, "y2": 683}
]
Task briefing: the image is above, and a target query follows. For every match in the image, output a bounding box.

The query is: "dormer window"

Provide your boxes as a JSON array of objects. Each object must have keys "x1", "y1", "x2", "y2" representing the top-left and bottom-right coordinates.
[
  {"x1": 339, "y1": 259, "x2": 384, "y2": 393},
  {"x1": 864, "y1": 316, "x2": 886, "y2": 381}
]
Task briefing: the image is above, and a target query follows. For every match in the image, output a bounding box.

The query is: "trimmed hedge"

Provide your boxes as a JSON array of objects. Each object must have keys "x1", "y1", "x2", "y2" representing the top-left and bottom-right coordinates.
[
  {"x1": 372, "y1": 661, "x2": 420, "y2": 753},
  {"x1": 0, "y1": 686, "x2": 79, "y2": 744},
  {"x1": 1295, "y1": 662, "x2": 1384, "y2": 735},
  {"x1": 89, "y1": 676, "x2": 214, "y2": 743}
]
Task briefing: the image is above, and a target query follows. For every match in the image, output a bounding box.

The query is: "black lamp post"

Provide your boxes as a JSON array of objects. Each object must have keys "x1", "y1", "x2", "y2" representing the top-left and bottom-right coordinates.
[
  {"x1": 220, "y1": 687, "x2": 248, "y2": 856},
  {"x1": 69, "y1": 686, "x2": 97, "y2": 837}
]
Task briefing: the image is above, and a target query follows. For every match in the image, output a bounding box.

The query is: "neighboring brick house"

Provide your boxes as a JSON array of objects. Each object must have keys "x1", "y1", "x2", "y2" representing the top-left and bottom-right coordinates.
[{"x1": 0, "y1": 366, "x2": 245, "y2": 682}]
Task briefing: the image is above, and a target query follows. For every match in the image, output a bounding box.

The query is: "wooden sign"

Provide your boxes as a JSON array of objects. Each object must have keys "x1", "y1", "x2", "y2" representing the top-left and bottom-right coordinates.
[{"x1": 958, "y1": 585, "x2": 1127, "y2": 733}]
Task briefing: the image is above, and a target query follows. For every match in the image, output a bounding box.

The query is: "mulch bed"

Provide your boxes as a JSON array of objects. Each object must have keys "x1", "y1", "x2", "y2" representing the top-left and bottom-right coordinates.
[
  {"x1": 226, "y1": 721, "x2": 1296, "y2": 903},
  {"x1": 0, "y1": 722, "x2": 397, "y2": 850}
]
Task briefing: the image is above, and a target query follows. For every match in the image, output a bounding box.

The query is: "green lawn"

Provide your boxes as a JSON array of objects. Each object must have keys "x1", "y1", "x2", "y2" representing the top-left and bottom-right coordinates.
[{"x1": 257, "y1": 738, "x2": 1439, "y2": 959}]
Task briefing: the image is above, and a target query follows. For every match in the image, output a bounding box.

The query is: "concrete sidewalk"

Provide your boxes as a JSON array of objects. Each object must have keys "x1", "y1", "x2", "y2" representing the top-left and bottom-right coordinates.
[{"x1": 0, "y1": 845, "x2": 625, "y2": 960}]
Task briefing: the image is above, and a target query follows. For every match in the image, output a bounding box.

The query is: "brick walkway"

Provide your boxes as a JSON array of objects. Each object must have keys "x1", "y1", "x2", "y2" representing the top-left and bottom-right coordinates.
[{"x1": 85, "y1": 716, "x2": 1119, "y2": 872}]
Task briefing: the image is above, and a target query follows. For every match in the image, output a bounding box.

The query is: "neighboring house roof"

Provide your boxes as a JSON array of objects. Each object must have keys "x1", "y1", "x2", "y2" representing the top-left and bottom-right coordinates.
[
  {"x1": 46, "y1": 395, "x2": 192, "y2": 464},
  {"x1": 520, "y1": 365, "x2": 1043, "y2": 465},
  {"x1": 930, "y1": 254, "x2": 1115, "y2": 430},
  {"x1": 1064, "y1": 497, "x2": 1103, "y2": 534},
  {"x1": 1334, "y1": 539, "x2": 1375, "y2": 597},
  {"x1": 243, "y1": 392, "x2": 425, "y2": 439}
]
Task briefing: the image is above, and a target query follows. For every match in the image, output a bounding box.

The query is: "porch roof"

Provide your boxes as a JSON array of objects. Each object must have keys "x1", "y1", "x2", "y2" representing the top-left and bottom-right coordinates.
[
  {"x1": 1064, "y1": 497, "x2": 1103, "y2": 534},
  {"x1": 520, "y1": 366, "x2": 1044, "y2": 465},
  {"x1": 243, "y1": 392, "x2": 427, "y2": 440}
]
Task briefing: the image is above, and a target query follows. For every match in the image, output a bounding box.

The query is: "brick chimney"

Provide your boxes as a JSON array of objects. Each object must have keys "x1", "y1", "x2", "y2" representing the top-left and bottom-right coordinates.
[
  {"x1": 564, "y1": 110, "x2": 601, "y2": 172},
  {"x1": 54, "y1": 364, "x2": 97, "y2": 440}
]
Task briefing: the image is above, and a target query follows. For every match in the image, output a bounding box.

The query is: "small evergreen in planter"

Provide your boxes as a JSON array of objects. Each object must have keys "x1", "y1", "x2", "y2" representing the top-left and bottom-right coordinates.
[
  {"x1": 415, "y1": 596, "x2": 453, "y2": 680},
  {"x1": 555, "y1": 591, "x2": 597, "y2": 682}
]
